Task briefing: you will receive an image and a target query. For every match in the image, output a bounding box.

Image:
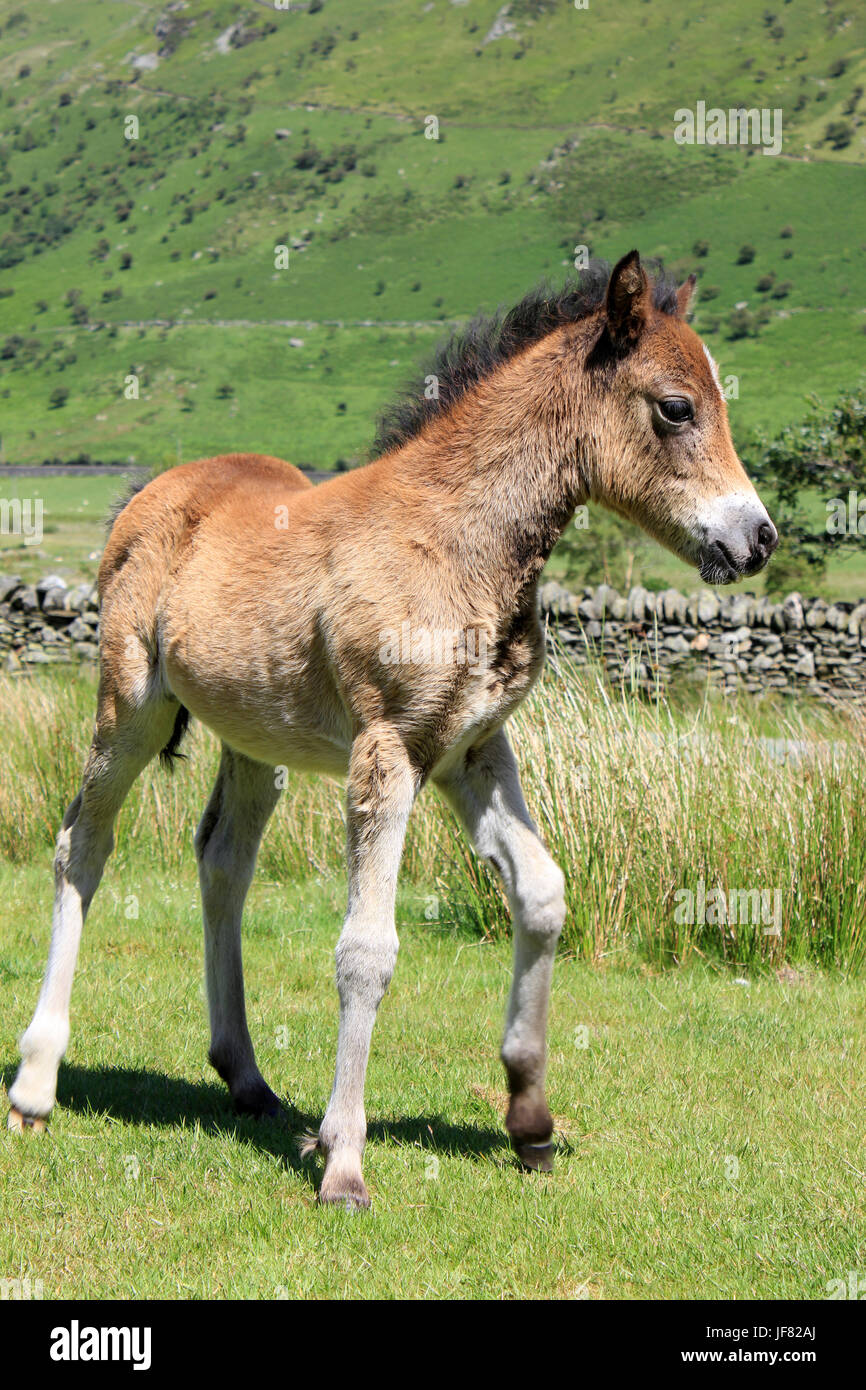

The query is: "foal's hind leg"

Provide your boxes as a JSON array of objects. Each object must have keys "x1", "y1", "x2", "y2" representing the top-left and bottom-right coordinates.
[
  {"x1": 437, "y1": 729, "x2": 566, "y2": 1171},
  {"x1": 195, "y1": 746, "x2": 282, "y2": 1117},
  {"x1": 7, "y1": 686, "x2": 179, "y2": 1131}
]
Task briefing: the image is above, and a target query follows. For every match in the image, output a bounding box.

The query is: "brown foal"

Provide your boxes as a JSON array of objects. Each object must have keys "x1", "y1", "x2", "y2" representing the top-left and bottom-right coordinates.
[{"x1": 8, "y1": 253, "x2": 777, "y2": 1207}]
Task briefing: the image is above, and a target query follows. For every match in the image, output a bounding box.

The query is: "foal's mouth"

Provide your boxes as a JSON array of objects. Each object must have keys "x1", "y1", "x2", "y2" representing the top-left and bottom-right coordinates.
[{"x1": 698, "y1": 539, "x2": 746, "y2": 586}]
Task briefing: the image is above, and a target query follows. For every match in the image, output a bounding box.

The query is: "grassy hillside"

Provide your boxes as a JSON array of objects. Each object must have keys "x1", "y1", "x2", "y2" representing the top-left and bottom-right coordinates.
[{"x1": 0, "y1": 0, "x2": 864, "y2": 471}]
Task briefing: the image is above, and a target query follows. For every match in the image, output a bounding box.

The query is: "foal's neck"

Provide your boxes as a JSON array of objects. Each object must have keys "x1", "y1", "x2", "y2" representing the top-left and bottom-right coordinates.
[{"x1": 395, "y1": 330, "x2": 590, "y2": 610}]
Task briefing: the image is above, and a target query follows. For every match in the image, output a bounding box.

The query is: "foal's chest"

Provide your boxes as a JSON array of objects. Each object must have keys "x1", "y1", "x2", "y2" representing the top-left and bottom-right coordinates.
[{"x1": 451, "y1": 606, "x2": 546, "y2": 744}]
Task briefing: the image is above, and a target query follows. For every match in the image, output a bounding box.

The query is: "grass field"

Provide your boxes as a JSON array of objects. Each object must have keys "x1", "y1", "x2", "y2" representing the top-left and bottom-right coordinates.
[
  {"x1": 2, "y1": 865, "x2": 863, "y2": 1299},
  {"x1": 1, "y1": 667, "x2": 864, "y2": 1298},
  {"x1": 1, "y1": 629, "x2": 865, "y2": 1298}
]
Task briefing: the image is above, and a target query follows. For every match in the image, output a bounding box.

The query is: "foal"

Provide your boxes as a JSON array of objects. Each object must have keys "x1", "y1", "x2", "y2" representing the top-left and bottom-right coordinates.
[{"x1": 8, "y1": 253, "x2": 777, "y2": 1207}]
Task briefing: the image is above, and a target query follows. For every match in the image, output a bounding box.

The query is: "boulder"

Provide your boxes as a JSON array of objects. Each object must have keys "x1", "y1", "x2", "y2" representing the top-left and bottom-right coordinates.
[{"x1": 10, "y1": 587, "x2": 38, "y2": 613}]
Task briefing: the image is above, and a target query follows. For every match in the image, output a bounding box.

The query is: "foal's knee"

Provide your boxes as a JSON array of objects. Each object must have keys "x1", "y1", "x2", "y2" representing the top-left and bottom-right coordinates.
[
  {"x1": 54, "y1": 791, "x2": 114, "y2": 899},
  {"x1": 515, "y1": 857, "x2": 566, "y2": 943},
  {"x1": 335, "y1": 926, "x2": 398, "y2": 1009}
]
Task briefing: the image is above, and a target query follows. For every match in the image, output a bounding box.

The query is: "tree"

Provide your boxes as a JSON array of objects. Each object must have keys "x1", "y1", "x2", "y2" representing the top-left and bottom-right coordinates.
[
  {"x1": 49, "y1": 386, "x2": 69, "y2": 408},
  {"x1": 745, "y1": 385, "x2": 866, "y2": 593}
]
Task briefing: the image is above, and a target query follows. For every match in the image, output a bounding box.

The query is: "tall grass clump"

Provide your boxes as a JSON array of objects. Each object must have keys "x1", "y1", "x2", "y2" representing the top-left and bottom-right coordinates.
[{"x1": 0, "y1": 656, "x2": 863, "y2": 973}]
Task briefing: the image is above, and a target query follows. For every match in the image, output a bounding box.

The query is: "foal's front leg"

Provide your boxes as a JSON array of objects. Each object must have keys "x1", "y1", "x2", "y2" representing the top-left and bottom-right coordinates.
[
  {"x1": 310, "y1": 726, "x2": 418, "y2": 1208},
  {"x1": 437, "y1": 729, "x2": 566, "y2": 1170}
]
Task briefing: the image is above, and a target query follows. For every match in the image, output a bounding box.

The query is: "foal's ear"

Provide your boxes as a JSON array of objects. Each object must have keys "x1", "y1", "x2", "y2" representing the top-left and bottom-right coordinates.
[
  {"x1": 676, "y1": 273, "x2": 698, "y2": 318},
  {"x1": 605, "y1": 250, "x2": 651, "y2": 348}
]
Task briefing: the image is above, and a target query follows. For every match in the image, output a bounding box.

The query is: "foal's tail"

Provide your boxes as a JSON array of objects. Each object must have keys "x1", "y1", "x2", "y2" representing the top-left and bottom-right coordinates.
[{"x1": 159, "y1": 704, "x2": 191, "y2": 770}]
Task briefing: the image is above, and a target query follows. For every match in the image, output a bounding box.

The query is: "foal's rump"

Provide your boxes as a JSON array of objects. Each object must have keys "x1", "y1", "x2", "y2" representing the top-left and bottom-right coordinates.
[{"x1": 98, "y1": 453, "x2": 350, "y2": 771}]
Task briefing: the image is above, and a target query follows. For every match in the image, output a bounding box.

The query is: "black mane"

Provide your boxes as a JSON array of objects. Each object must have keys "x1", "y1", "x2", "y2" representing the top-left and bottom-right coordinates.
[{"x1": 371, "y1": 258, "x2": 679, "y2": 457}]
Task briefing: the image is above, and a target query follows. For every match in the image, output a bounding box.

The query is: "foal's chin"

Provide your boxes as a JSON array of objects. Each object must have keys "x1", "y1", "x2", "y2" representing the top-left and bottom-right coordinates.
[{"x1": 697, "y1": 544, "x2": 769, "y2": 587}]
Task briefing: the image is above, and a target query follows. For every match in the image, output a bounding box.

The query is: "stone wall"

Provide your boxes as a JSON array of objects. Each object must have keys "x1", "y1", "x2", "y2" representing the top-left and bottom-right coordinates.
[
  {"x1": 4, "y1": 570, "x2": 866, "y2": 703},
  {"x1": 0, "y1": 574, "x2": 99, "y2": 670},
  {"x1": 538, "y1": 581, "x2": 866, "y2": 702}
]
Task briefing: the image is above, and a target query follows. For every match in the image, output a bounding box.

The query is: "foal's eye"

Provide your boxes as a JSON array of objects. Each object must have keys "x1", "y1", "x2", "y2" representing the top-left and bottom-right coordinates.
[{"x1": 656, "y1": 397, "x2": 694, "y2": 425}]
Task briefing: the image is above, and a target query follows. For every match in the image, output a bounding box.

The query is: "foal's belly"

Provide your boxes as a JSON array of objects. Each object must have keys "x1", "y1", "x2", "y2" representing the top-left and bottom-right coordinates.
[
  {"x1": 167, "y1": 665, "x2": 352, "y2": 774},
  {"x1": 160, "y1": 612, "x2": 352, "y2": 775}
]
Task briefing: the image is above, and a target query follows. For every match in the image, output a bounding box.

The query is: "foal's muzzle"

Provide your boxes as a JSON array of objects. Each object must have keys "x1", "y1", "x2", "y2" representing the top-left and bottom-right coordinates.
[{"x1": 697, "y1": 502, "x2": 778, "y2": 586}]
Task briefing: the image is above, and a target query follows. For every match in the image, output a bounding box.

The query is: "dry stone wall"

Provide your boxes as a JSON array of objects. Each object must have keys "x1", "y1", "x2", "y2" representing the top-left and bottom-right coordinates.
[
  {"x1": 538, "y1": 581, "x2": 866, "y2": 702},
  {"x1": 0, "y1": 574, "x2": 99, "y2": 670}
]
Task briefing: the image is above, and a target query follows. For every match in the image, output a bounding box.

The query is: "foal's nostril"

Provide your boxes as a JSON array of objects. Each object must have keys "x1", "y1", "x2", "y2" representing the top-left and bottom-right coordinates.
[
  {"x1": 757, "y1": 521, "x2": 778, "y2": 553},
  {"x1": 749, "y1": 520, "x2": 779, "y2": 568}
]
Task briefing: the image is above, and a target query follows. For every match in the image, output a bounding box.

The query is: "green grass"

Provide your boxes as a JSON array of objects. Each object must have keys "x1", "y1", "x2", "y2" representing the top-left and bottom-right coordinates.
[
  {"x1": 2, "y1": 663, "x2": 865, "y2": 974},
  {"x1": 1, "y1": 656, "x2": 865, "y2": 1297},
  {"x1": 0, "y1": 472, "x2": 124, "y2": 584},
  {"x1": 1, "y1": 860, "x2": 864, "y2": 1299}
]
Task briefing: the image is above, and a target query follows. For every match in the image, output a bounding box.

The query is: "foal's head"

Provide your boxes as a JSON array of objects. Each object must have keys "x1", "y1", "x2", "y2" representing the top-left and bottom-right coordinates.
[{"x1": 582, "y1": 251, "x2": 777, "y2": 584}]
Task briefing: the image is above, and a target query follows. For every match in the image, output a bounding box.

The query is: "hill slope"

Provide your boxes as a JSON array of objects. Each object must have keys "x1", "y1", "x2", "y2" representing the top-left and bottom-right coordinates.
[{"x1": 0, "y1": 0, "x2": 864, "y2": 469}]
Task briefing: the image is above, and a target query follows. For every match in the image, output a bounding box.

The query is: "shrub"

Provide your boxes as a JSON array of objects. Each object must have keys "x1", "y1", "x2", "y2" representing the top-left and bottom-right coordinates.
[
  {"x1": 824, "y1": 121, "x2": 853, "y2": 150},
  {"x1": 726, "y1": 306, "x2": 758, "y2": 339}
]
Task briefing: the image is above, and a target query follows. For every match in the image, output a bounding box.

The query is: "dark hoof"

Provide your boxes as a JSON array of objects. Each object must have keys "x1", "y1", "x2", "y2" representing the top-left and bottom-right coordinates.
[
  {"x1": 512, "y1": 1137, "x2": 555, "y2": 1172},
  {"x1": 318, "y1": 1173, "x2": 372, "y2": 1211},
  {"x1": 232, "y1": 1081, "x2": 283, "y2": 1120}
]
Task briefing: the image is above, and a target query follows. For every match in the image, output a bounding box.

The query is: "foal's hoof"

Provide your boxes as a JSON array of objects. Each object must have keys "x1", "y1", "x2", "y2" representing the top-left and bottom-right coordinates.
[
  {"x1": 7, "y1": 1107, "x2": 46, "y2": 1135},
  {"x1": 232, "y1": 1081, "x2": 282, "y2": 1120},
  {"x1": 513, "y1": 1138, "x2": 555, "y2": 1172},
  {"x1": 318, "y1": 1173, "x2": 372, "y2": 1212}
]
